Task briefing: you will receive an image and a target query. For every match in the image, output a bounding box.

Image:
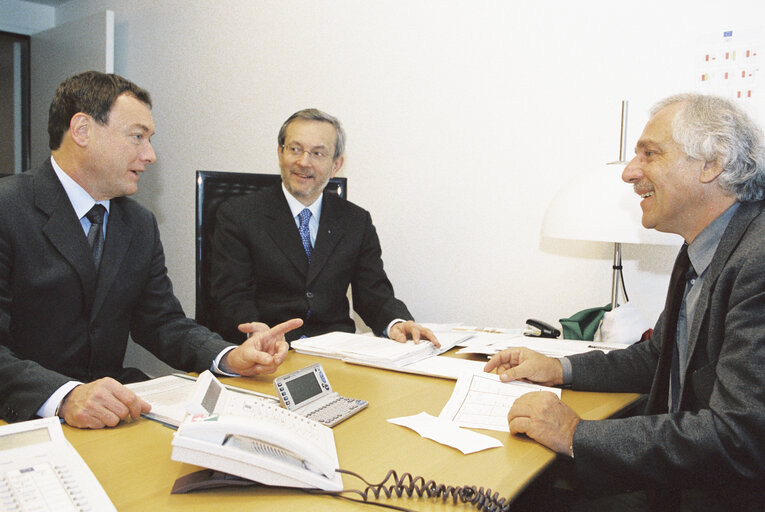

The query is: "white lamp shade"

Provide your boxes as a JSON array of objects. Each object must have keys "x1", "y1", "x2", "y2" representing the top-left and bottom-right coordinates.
[{"x1": 542, "y1": 162, "x2": 682, "y2": 246}]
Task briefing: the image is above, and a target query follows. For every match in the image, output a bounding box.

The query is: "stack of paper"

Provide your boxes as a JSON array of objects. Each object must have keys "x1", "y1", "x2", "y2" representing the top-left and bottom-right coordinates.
[
  {"x1": 126, "y1": 374, "x2": 277, "y2": 428},
  {"x1": 291, "y1": 331, "x2": 471, "y2": 367}
]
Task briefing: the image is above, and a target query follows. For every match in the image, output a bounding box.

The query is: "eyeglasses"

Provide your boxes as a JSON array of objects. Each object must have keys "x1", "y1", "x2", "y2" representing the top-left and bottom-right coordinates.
[{"x1": 281, "y1": 144, "x2": 332, "y2": 163}]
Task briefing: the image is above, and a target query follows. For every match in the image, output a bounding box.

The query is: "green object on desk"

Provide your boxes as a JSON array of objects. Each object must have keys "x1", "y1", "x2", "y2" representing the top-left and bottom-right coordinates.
[{"x1": 559, "y1": 304, "x2": 612, "y2": 340}]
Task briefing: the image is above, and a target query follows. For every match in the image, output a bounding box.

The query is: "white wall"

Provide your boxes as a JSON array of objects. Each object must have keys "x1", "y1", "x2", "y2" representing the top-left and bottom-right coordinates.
[{"x1": 17, "y1": 0, "x2": 765, "y2": 333}]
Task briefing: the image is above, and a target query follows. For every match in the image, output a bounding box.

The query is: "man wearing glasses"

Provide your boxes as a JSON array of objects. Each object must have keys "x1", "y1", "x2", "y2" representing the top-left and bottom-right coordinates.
[{"x1": 210, "y1": 109, "x2": 438, "y2": 346}]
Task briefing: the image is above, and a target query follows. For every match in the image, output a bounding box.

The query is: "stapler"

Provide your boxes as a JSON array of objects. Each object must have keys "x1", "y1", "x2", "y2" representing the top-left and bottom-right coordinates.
[{"x1": 524, "y1": 318, "x2": 561, "y2": 339}]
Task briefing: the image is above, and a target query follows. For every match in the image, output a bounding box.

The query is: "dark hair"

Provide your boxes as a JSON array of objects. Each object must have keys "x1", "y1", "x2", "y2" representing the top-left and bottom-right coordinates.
[
  {"x1": 277, "y1": 108, "x2": 345, "y2": 160},
  {"x1": 48, "y1": 70, "x2": 152, "y2": 150}
]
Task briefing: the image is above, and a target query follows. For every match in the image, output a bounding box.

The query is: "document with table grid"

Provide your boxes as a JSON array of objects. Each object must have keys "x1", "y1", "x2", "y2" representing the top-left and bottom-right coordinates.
[{"x1": 438, "y1": 371, "x2": 561, "y2": 432}]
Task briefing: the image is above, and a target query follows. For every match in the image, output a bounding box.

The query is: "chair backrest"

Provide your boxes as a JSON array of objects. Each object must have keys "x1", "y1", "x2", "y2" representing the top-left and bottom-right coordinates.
[{"x1": 195, "y1": 170, "x2": 348, "y2": 330}]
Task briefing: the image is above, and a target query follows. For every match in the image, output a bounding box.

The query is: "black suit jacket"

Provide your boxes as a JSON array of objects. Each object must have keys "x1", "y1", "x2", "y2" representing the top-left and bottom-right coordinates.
[
  {"x1": 210, "y1": 184, "x2": 413, "y2": 342},
  {"x1": 0, "y1": 161, "x2": 233, "y2": 422}
]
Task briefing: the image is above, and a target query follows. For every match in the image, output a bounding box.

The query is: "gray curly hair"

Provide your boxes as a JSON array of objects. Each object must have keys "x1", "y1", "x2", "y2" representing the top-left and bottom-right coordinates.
[{"x1": 652, "y1": 93, "x2": 765, "y2": 201}]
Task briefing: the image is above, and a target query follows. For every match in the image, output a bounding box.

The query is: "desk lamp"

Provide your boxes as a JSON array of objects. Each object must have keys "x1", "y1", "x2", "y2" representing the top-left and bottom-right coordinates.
[{"x1": 541, "y1": 101, "x2": 680, "y2": 310}]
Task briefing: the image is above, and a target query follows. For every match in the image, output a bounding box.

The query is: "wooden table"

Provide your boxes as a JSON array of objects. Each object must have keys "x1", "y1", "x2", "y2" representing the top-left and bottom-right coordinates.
[{"x1": 56, "y1": 351, "x2": 637, "y2": 511}]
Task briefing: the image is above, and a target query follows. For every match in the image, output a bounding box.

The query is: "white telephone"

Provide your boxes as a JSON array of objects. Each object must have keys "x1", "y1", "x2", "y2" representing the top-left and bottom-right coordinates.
[{"x1": 171, "y1": 372, "x2": 343, "y2": 491}]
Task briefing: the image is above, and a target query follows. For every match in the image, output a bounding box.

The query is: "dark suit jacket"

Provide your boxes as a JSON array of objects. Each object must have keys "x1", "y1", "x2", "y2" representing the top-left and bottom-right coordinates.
[
  {"x1": 210, "y1": 184, "x2": 413, "y2": 342},
  {"x1": 0, "y1": 161, "x2": 233, "y2": 423},
  {"x1": 569, "y1": 200, "x2": 765, "y2": 507}
]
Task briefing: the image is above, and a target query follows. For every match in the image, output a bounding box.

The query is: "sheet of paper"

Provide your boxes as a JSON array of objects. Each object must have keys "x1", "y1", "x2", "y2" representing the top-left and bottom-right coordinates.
[
  {"x1": 289, "y1": 331, "x2": 365, "y2": 358},
  {"x1": 399, "y1": 355, "x2": 488, "y2": 379},
  {"x1": 291, "y1": 330, "x2": 471, "y2": 366},
  {"x1": 347, "y1": 354, "x2": 487, "y2": 380},
  {"x1": 127, "y1": 374, "x2": 277, "y2": 428},
  {"x1": 126, "y1": 374, "x2": 197, "y2": 427},
  {"x1": 387, "y1": 412, "x2": 502, "y2": 454},
  {"x1": 421, "y1": 324, "x2": 524, "y2": 345},
  {"x1": 456, "y1": 334, "x2": 622, "y2": 357},
  {"x1": 439, "y1": 371, "x2": 562, "y2": 432}
]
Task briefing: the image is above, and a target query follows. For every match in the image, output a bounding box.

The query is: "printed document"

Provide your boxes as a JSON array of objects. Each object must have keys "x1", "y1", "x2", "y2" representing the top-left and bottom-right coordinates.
[
  {"x1": 291, "y1": 331, "x2": 471, "y2": 367},
  {"x1": 126, "y1": 374, "x2": 277, "y2": 428},
  {"x1": 439, "y1": 371, "x2": 561, "y2": 432}
]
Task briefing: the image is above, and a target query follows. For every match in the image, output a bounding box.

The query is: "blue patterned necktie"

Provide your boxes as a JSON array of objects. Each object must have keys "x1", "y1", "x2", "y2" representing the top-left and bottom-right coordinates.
[
  {"x1": 86, "y1": 204, "x2": 106, "y2": 270},
  {"x1": 298, "y1": 208, "x2": 313, "y2": 262}
]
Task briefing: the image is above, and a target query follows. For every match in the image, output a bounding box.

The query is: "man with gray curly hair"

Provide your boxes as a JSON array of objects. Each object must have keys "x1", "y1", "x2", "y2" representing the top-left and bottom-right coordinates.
[{"x1": 485, "y1": 93, "x2": 765, "y2": 510}]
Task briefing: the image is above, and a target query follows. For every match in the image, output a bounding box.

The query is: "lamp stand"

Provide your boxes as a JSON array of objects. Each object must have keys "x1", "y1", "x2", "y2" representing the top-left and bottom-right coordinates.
[
  {"x1": 609, "y1": 101, "x2": 630, "y2": 311},
  {"x1": 610, "y1": 242, "x2": 628, "y2": 310}
]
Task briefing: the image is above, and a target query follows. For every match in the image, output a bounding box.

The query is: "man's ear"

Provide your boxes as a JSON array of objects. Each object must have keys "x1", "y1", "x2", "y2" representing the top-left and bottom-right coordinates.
[
  {"x1": 68, "y1": 113, "x2": 90, "y2": 148},
  {"x1": 330, "y1": 155, "x2": 344, "y2": 178},
  {"x1": 700, "y1": 159, "x2": 724, "y2": 184}
]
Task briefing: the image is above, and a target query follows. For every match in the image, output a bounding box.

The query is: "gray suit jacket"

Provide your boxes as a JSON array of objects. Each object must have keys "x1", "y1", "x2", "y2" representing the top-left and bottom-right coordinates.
[
  {"x1": 0, "y1": 161, "x2": 233, "y2": 422},
  {"x1": 210, "y1": 184, "x2": 413, "y2": 342},
  {"x1": 569, "y1": 200, "x2": 765, "y2": 506}
]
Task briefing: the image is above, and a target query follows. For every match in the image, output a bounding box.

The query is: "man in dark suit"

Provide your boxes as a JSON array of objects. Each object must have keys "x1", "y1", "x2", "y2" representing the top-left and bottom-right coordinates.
[
  {"x1": 211, "y1": 109, "x2": 438, "y2": 345},
  {"x1": 0, "y1": 71, "x2": 301, "y2": 429},
  {"x1": 485, "y1": 94, "x2": 765, "y2": 510}
]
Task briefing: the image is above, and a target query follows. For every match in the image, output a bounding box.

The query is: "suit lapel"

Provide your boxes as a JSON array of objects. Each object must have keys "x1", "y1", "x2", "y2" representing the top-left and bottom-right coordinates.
[
  {"x1": 35, "y1": 163, "x2": 98, "y2": 308},
  {"x1": 645, "y1": 247, "x2": 688, "y2": 414},
  {"x1": 683, "y1": 201, "x2": 763, "y2": 374},
  {"x1": 90, "y1": 199, "x2": 134, "y2": 319},
  {"x1": 262, "y1": 186, "x2": 310, "y2": 276},
  {"x1": 308, "y1": 193, "x2": 346, "y2": 285}
]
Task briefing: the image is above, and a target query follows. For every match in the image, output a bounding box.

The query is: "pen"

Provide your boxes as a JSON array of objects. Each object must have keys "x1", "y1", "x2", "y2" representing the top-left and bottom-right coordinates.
[{"x1": 587, "y1": 344, "x2": 624, "y2": 351}]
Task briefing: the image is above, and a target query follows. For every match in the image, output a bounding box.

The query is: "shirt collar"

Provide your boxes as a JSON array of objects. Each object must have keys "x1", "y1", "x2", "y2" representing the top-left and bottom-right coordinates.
[
  {"x1": 687, "y1": 202, "x2": 739, "y2": 278},
  {"x1": 50, "y1": 156, "x2": 110, "y2": 219},
  {"x1": 281, "y1": 183, "x2": 323, "y2": 222}
]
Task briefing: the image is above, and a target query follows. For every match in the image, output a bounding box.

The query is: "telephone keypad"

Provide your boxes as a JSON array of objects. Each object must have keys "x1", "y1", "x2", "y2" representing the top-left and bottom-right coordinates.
[{"x1": 303, "y1": 396, "x2": 368, "y2": 427}]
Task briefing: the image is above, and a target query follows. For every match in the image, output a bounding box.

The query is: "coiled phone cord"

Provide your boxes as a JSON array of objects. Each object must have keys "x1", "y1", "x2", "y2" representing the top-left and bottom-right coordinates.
[{"x1": 306, "y1": 468, "x2": 513, "y2": 512}]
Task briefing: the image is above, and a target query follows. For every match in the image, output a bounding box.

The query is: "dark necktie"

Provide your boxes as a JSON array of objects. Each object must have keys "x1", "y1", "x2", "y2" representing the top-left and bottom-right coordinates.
[
  {"x1": 670, "y1": 260, "x2": 696, "y2": 412},
  {"x1": 646, "y1": 243, "x2": 690, "y2": 415},
  {"x1": 298, "y1": 208, "x2": 313, "y2": 263},
  {"x1": 86, "y1": 204, "x2": 106, "y2": 270}
]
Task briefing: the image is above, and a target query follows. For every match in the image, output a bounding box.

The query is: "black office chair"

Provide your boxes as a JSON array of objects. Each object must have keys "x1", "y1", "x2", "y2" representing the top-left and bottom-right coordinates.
[{"x1": 195, "y1": 170, "x2": 348, "y2": 331}]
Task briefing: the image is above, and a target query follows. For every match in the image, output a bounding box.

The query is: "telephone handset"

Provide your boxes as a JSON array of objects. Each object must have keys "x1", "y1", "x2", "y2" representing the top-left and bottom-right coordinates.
[{"x1": 171, "y1": 373, "x2": 343, "y2": 491}]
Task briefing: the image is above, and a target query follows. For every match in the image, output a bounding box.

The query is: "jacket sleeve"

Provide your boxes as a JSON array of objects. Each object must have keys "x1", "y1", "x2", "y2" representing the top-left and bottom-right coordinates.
[
  {"x1": 128, "y1": 214, "x2": 234, "y2": 367},
  {"x1": 0, "y1": 190, "x2": 70, "y2": 422},
  {"x1": 569, "y1": 255, "x2": 765, "y2": 492},
  {"x1": 349, "y1": 210, "x2": 413, "y2": 336},
  {"x1": 209, "y1": 198, "x2": 262, "y2": 342}
]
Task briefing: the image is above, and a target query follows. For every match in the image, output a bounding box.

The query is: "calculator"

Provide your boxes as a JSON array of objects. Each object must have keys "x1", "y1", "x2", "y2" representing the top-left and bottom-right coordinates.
[{"x1": 274, "y1": 363, "x2": 368, "y2": 427}]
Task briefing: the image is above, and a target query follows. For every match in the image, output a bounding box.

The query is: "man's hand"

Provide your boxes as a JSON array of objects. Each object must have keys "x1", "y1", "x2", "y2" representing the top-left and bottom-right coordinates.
[
  {"x1": 508, "y1": 391, "x2": 580, "y2": 455},
  {"x1": 223, "y1": 318, "x2": 303, "y2": 376},
  {"x1": 389, "y1": 320, "x2": 440, "y2": 348},
  {"x1": 58, "y1": 378, "x2": 151, "y2": 429},
  {"x1": 483, "y1": 347, "x2": 563, "y2": 386},
  {"x1": 237, "y1": 321, "x2": 271, "y2": 338}
]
